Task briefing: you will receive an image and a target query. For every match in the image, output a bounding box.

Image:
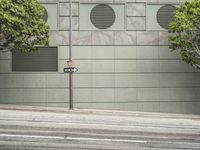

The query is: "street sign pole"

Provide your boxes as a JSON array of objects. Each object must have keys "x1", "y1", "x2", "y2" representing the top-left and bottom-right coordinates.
[
  {"x1": 64, "y1": 0, "x2": 78, "y2": 110},
  {"x1": 69, "y1": 0, "x2": 73, "y2": 110}
]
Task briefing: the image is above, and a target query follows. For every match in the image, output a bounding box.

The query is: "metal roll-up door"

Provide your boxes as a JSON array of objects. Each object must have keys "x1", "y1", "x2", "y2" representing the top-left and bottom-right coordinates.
[{"x1": 12, "y1": 47, "x2": 58, "y2": 72}]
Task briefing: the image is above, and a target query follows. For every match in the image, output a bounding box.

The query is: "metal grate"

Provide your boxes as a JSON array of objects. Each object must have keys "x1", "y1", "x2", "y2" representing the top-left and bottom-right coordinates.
[
  {"x1": 12, "y1": 47, "x2": 58, "y2": 72},
  {"x1": 157, "y1": 4, "x2": 176, "y2": 29},
  {"x1": 90, "y1": 4, "x2": 116, "y2": 29},
  {"x1": 42, "y1": 7, "x2": 48, "y2": 23}
]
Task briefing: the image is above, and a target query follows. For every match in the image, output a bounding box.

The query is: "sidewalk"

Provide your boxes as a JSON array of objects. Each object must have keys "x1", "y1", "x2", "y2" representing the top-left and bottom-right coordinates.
[{"x1": 0, "y1": 104, "x2": 200, "y2": 150}]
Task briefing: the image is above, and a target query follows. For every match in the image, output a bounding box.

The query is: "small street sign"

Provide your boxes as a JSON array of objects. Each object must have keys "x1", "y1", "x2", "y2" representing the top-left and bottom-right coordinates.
[{"x1": 63, "y1": 67, "x2": 78, "y2": 73}]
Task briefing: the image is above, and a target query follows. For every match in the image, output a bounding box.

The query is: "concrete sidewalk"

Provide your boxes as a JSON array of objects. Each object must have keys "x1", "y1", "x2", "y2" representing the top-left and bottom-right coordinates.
[{"x1": 0, "y1": 105, "x2": 200, "y2": 150}]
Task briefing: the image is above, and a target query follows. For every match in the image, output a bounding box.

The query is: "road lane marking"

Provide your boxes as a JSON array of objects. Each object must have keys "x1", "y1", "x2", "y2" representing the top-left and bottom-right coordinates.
[
  {"x1": 65, "y1": 137, "x2": 147, "y2": 143},
  {"x1": 0, "y1": 134, "x2": 63, "y2": 139},
  {"x1": 0, "y1": 134, "x2": 147, "y2": 143}
]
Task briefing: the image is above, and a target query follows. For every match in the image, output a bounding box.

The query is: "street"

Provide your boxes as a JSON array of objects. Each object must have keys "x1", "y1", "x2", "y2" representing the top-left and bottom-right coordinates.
[{"x1": 0, "y1": 105, "x2": 200, "y2": 150}]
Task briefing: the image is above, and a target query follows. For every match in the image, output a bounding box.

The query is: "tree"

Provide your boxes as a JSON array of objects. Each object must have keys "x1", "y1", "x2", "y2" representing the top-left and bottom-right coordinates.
[
  {"x1": 0, "y1": 0, "x2": 49, "y2": 52},
  {"x1": 168, "y1": 0, "x2": 200, "y2": 71}
]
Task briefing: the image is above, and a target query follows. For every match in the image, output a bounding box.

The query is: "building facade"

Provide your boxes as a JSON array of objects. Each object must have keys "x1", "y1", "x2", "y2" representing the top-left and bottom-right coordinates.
[{"x1": 0, "y1": 0, "x2": 200, "y2": 114}]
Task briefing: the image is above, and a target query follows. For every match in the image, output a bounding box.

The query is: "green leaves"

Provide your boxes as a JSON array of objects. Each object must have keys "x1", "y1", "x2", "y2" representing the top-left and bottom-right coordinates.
[
  {"x1": 168, "y1": 0, "x2": 200, "y2": 71},
  {"x1": 0, "y1": 0, "x2": 49, "y2": 52}
]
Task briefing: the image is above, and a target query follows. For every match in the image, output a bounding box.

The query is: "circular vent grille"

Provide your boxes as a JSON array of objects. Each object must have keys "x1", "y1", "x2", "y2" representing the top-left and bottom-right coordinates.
[
  {"x1": 42, "y1": 7, "x2": 48, "y2": 23},
  {"x1": 157, "y1": 5, "x2": 176, "y2": 29},
  {"x1": 90, "y1": 4, "x2": 116, "y2": 29}
]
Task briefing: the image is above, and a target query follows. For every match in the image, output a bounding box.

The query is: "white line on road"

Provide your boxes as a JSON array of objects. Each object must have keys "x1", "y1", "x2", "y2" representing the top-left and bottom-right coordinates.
[
  {"x1": 0, "y1": 134, "x2": 63, "y2": 139},
  {"x1": 0, "y1": 134, "x2": 147, "y2": 143},
  {"x1": 66, "y1": 137, "x2": 147, "y2": 143}
]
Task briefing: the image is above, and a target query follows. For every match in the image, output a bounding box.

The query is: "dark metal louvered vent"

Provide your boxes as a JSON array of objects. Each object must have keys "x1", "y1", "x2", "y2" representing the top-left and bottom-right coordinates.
[
  {"x1": 43, "y1": 7, "x2": 48, "y2": 23},
  {"x1": 12, "y1": 47, "x2": 58, "y2": 72},
  {"x1": 157, "y1": 4, "x2": 176, "y2": 29},
  {"x1": 90, "y1": 4, "x2": 116, "y2": 29}
]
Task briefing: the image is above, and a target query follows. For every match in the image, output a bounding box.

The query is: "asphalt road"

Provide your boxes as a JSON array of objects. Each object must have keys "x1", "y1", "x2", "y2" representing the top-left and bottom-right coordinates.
[{"x1": 0, "y1": 105, "x2": 200, "y2": 150}]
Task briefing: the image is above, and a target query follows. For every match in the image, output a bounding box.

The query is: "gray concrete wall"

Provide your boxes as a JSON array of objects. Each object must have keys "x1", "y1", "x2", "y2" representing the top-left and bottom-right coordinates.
[{"x1": 0, "y1": 0, "x2": 200, "y2": 114}]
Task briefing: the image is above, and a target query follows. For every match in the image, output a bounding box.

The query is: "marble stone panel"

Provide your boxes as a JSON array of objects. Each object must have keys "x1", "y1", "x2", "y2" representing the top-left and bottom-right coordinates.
[
  {"x1": 72, "y1": 31, "x2": 92, "y2": 45},
  {"x1": 59, "y1": 3, "x2": 69, "y2": 16},
  {"x1": 92, "y1": 31, "x2": 114, "y2": 45},
  {"x1": 59, "y1": 2, "x2": 79, "y2": 16},
  {"x1": 49, "y1": 31, "x2": 69, "y2": 46},
  {"x1": 127, "y1": 3, "x2": 146, "y2": 16},
  {"x1": 114, "y1": 31, "x2": 136, "y2": 45},
  {"x1": 137, "y1": 31, "x2": 159, "y2": 45},
  {"x1": 72, "y1": 2, "x2": 79, "y2": 16},
  {"x1": 59, "y1": 17, "x2": 79, "y2": 30},
  {"x1": 127, "y1": 17, "x2": 146, "y2": 30}
]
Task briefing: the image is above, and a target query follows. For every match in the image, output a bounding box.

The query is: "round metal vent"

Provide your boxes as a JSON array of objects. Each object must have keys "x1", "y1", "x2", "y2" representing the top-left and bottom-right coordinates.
[
  {"x1": 157, "y1": 5, "x2": 176, "y2": 29},
  {"x1": 42, "y1": 7, "x2": 48, "y2": 23},
  {"x1": 90, "y1": 4, "x2": 116, "y2": 29}
]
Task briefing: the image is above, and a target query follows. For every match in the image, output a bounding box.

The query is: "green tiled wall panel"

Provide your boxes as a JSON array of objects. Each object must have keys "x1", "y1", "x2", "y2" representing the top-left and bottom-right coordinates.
[
  {"x1": 72, "y1": 73, "x2": 200, "y2": 88},
  {"x1": 0, "y1": 89, "x2": 24, "y2": 103},
  {"x1": 0, "y1": 60, "x2": 11, "y2": 73},
  {"x1": 61, "y1": 46, "x2": 180, "y2": 59},
  {"x1": 23, "y1": 89, "x2": 46, "y2": 103},
  {"x1": 46, "y1": 89, "x2": 69, "y2": 103},
  {"x1": 0, "y1": 74, "x2": 69, "y2": 88},
  {"x1": 0, "y1": 51, "x2": 11, "y2": 59}
]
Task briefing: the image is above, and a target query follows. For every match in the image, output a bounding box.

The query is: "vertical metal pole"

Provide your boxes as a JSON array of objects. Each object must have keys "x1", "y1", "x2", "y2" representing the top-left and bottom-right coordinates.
[
  {"x1": 69, "y1": 72, "x2": 73, "y2": 109},
  {"x1": 69, "y1": 0, "x2": 72, "y2": 60},
  {"x1": 69, "y1": 0, "x2": 73, "y2": 110}
]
